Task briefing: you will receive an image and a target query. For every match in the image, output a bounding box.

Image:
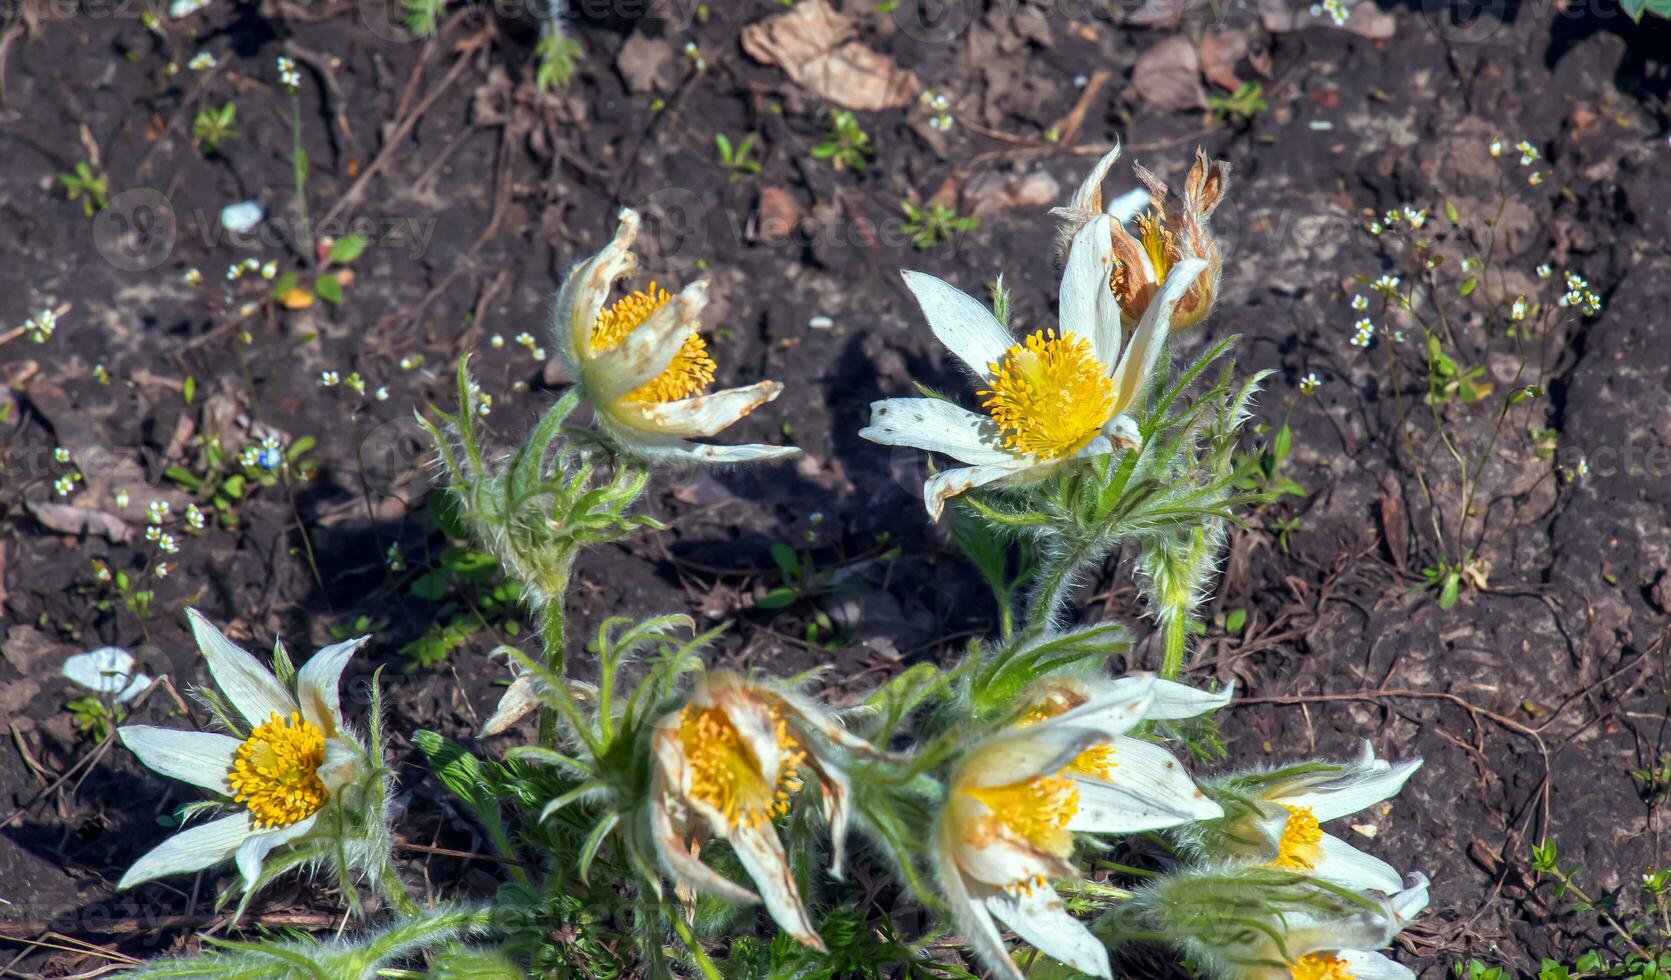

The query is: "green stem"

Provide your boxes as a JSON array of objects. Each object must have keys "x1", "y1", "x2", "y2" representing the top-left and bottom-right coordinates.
[
  {"x1": 289, "y1": 93, "x2": 313, "y2": 263},
  {"x1": 1025, "y1": 532, "x2": 1099, "y2": 627},
  {"x1": 1160, "y1": 610, "x2": 1189, "y2": 681},
  {"x1": 669, "y1": 914, "x2": 724, "y2": 980},
  {"x1": 538, "y1": 596, "x2": 568, "y2": 748},
  {"x1": 377, "y1": 854, "x2": 421, "y2": 918}
]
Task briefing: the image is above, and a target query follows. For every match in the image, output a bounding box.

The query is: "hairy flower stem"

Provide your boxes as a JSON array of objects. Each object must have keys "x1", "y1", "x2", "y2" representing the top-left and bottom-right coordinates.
[
  {"x1": 1025, "y1": 533, "x2": 1101, "y2": 628},
  {"x1": 1159, "y1": 611, "x2": 1188, "y2": 681},
  {"x1": 538, "y1": 592, "x2": 569, "y2": 747},
  {"x1": 378, "y1": 854, "x2": 421, "y2": 918}
]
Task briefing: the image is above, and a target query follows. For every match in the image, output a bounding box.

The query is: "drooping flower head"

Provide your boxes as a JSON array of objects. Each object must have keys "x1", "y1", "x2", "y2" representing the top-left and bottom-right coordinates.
[
  {"x1": 1054, "y1": 143, "x2": 1231, "y2": 332},
  {"x1": 116, "y1": 610, "x2": 380, "y2": 891},
  {"x1": 552, "y1": 209, "x2": 798, "y2": 465},
  {"x1": 860, "y1": 214, "x2": 1207, "y2": 520},
  {"x1": 649, "y1": 670, "x2": 871, "y2": 951},
  {"x1": 937, "y1": 675, "x2": 1224, "y2": 980},
  {"x1": 1189, "y1": 741, "x2": 1423, "y2": 895},
  {"x1": 1137, "y1": 864, "x2": 1430, "y2": 980}
]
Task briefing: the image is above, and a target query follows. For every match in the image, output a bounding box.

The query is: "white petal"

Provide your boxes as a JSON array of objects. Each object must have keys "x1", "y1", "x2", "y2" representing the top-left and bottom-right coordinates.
[
  {"x1": 1074, "y1": 433, "x2": 1114, "y2": 459},
  {"x1": 187, "y1": 609, "x2": 295, "y2": 728},
  {"x1": 601, "y1": 419, "x2": 798, "y2": 466},
  {"x1": 478, "y1": 674, "x2": 541, "y2": 738},
  {"x1": 118, "y1": 726, "x2": 238, "y2": 797},
  {"x1": 947, "y1": 801, "x2": 1063, "y2": 890},
  {"x1": 1338, "y1": 950, "x2": 1417, "y2": 980},
  {"x1": 1106, "y1": 186, "x2": 1152, "y2": 225},
  {"x1": 1309, "y1": 832, "x2": 1404, "y2": 894},
  {"x1": 1133, "y1": 677, "x2": 1234, "y2": 720},
  {"x1": 1284, "y1": 757, "x2": 1423, "y2": 822},
  {"x1": 234, "y1": 814, "x2": 316, "y2": 885},
  {"x1": 615, "y1": 381, "x2": 782, "y2": 438},
  {"x1": 296, "y1": 636, "x2": 367, "y2": 736},
  {"x1": 1102, "y1": 413, "x2": 1141, "y2": 449},
  {"x1": 1068, "y1": 737, "x2": 1220, "y2": 833},
  {"x1": 858, "y1": 398, "x2": 1013, "y2": 466},
  {"x1": 960, "y1": 725, "x2": 1114, "y2": 791},
  {"x1": 63, "y1": 647, "x2": 137, "y2": 695},
  {"x1": 730, "y1": 822, "x2": 825, "y2": 951},
  {"x1": 1108, "y1": 256, "x2": 1206, "y2": 416},
  {"x1": 936, "y1": 827, "x2": 1024, "y2": 980},
  {"x1": 817, "y1": 760, "x2": 852, "y2": 879},
  {"x1": 1390, "y1": 872, "x2": 1431, "y2": 922},
  {"x1": 1044, "y1": 677, "x2": 1155, "y2": 738},
  {"x1": 899, "y1": 270, "x2": 1014, "y2": 377},
  {"x1": 118, "y1": 811, "x2": 254, "y2": 889},
  {"x1": 984, "y1": 883, "x2": 1112, "y2": 979},
  {"x1": 116, "y1": 674, "x2": 154, "y2": 704},
  {"x1": 318, "y1": 737, "x2": 361, "y2": 793},
  {"x1": 1059, "y1": 214, "x2": 1118, "y2": 365},
  {"x1": 922, "y1": 462, "x2": 1031, "y2": 522},
  {"x1": 1064, "y1": 143, "x2": 1121, "y2": 215},
  {"x1": 554, "y1": 208, "x2": 640, "y2": 363},
  {"x1": 648, "y1": 784, "x2": 759, "y2": 906}
]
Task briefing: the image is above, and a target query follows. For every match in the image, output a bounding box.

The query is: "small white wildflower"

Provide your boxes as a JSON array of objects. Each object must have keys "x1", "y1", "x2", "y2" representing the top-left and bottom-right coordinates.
[
  {"x1": 374, "y1": 386, "x2": 389, "y2": 402},
  {"x1": 1351, "y1": 318, "x2": 1375, "y2": 348},
  {"x1": 1528, "y1": 170, "x2": 1545, "y2": 186},
  {"x1": 490, "y1": 334, "x2": 505, "y2": 349},
  {"x1": 399, "y1": 355, "x2": 421, "y2": 371},
  {"x1": 1488, "y1": 139, "x2": 1503, "y2": 157},
  {"x1": 932, "y1": 94, "x2": 950, "y2": 113},
  {"x1": 321, "y1": 371, "x2": 340, "y2": 387},
  {"x1": 1510, "y1": 297, "x2": 1528, "y2": 321},
  {"x1": 147, "y1": 500, "x2": 169, "y2": 524},
  {"x1": 1299, "y1": 372, "x2": 1322, "y2": 395},
  {"x1": 145, "y1": 526, "x2": 161, "y2": 543},
  {"x1": 1460, "y1": 257, "x2": 1476, "y2": 272},
  {"x1": 1368, "y1": 220, "x2": 1384, "y2": 235},
  {"x1": 53, "y1": 474, "x2": 76, "y2": 496},
  {"x1": 188, "y1": 51, "x2": 216, "y2": 71},
  {"x1": 114, "y1": 489, "x2": 130, "y2": 509},
  {"x1": 386, "y1": 544, "x2": 406, "y2": 572},
  {"x1": 260, "y1": 260, "x2": 278, "y2": 281},
  {"x1": 185, "y1": 504, "x2": 206, "y2": 530},
  {"x1": 183, "y1": 267, "x2": 203, "y2": 286},
  {"x1": 24, "y1": 309, "x2": 57, "y2": 343},
  {"x1": 94, "y1": 563, "x2": 113, "y2": 583},
  {"x1": 515, "y1": 332, "x2": 535, "y2": 349},
  {"x1": 1373, "y1": 274, "x2": 1401, "y2": 294},
  {"x1": 1392, "y1": 329, "x2": 1408, "y2": 343},
  {"x1": 1516, "y1": 140, "x2": 1539, "y2": 165},
  {"x1": 1403, "y1": 206, "x2": 1427, "y2": 229},
  {"x1": 345, "y1": 372, "x2": 366, "y2": 395},
  {"x1": 94, "y1": 364, "x2": 110, "y2": 385},
  {"x1": 1351, "y1": 294, "x2": 1369, "y2": 311},
  {"x1": 53, "y1": 447, "x2": 71, "y2": 464},
  {"x1": 531, "y1": 347, "x2": 547, "y2": 361},
  {"x1": 155, "y1": 562, "x2": 174, "y2": 578},
  {"x1": 477, "y1": 393, "x2": 494, "y2": 417},
  {"x1": 156, "y1": 533, "x2": 179, "y2": 554},
  {"x1": 1536, "y1": 263, "x2": 1553, "y2": 279},
  {"x1": 277, "y1": 55, "x2": 301, "y2": 91}
]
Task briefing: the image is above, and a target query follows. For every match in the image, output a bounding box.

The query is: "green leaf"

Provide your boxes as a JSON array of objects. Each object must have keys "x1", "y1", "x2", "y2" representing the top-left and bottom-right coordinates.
[
  {"x1": 1508, "y1": 385, "x2": 1543, "y2": 406},
  {"x1": 410, "y1": 570, "x2": 450, "y2": 601},
  {"x1": 769, "y1": 541, "x2": 799, "y2": 580},
  {"x1": 1439, "y1": 572, "x2": 1460, "y2": 610},
  {"x1": 327, "y1": 233, "x2": 369, "y2": 264},
  {"x1": 314, "y1": 273, "x2": 344, "y2": 305},
  {"x1": 164, "y1": 465, "x2": 202, "y2": 490},
  {"x1": 413, "y1": 730, "x2": 489, "y2": 806},
  {"x1": 757, "y1": 587, "x2": 800, "y2": 610},
  {"x1": 1272, "y1": 422, "x2": 1291, "y2": 462},
  {"x1": 1444, "y1": 200, "x2": 1461, "y2": 225},
  {"x1": 1459, "y1": 275, "x2": 1478, "y2": 297},
  {"x1": 182, "y1": 375, "x2": 197, "y2": 405},
  {"x1": 1225, "y1": 608, "x2": 1247, "y2": 634},
  {"x1": 270, "y1": 270, "x2": 299, "y2": 299},
  {"x1": 286, "y1": 435, "x2": 316, "y2": 460},
  {"x1": 221, "y1": 474, "x2": 245, "y2": 499}
]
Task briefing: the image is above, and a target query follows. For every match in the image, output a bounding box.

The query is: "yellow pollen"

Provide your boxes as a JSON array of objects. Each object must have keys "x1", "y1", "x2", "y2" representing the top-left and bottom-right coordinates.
[
  {"x1": 1271, "y1": 804, "x2": 1324, "y2": 870},
  {"x1": 589, "y1": 283, "x2": 717, "y2": 404},
  {"x1": 966, "y1": 774, "x2": 1079, "y2": 860},
  {"x1": 678, "y1": 704, "x2": 806, "y2": 832},
  {"x1": 977, "y1": 329, "x2": 1116, "y2": 460},
  {"x1": 1290, "y1": 952, "x2": 1355, "y2": 980},
  {"x1": 228, "y1": 712, "x2": 327, "y2": 829}
]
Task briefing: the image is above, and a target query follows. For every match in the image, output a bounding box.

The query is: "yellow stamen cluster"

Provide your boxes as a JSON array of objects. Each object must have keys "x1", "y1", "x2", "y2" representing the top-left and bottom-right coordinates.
[
  {"x1": 978, "y1": 329, "x2": 1116, "y2": 460},
  {"x1": 1136, "y1": 211, "x2": 1177, "y2": 281},
  {"x1": 967, "y1": 774, "x2": 1079, "y2": 861},
  {"x1": 590, "y1": 283, "x2": 717, "y2": 404},
  {"x1": 228, "y1": 712, "x2": 327, "y2": 829},
  {"x1": 679, "y1": 704, "x2": 806, "y2": 831},
  {"x1": 1290, "y1": 952, "x2": 1355, "y2": 980},
  {"x1": 1272, "y1": 803, "x2": 1324, "y2": 870}
]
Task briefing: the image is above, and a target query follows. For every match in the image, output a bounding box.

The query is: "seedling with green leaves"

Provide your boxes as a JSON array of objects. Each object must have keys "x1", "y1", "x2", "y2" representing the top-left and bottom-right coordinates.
[
  {"x1": 58, "y1": 162, "x2": 108, "y2": 217},
  {"x1": 900, "y1": 200, "x2": 979, "y2": 250},
  {"x1": 811, "y1": 110, "x2": 876, "y2": 172},
  {"x1": 715, "y1": 132, "x2": 764, "y2": 181},
  {"x1": 192, "y1": 102, "x2": 239, "y2": 154}
]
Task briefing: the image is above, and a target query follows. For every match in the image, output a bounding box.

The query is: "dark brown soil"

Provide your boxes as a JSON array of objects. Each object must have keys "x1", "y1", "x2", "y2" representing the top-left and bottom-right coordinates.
[{"x1": 2, "y1": 0, "x2": 1669, "y2": 975}]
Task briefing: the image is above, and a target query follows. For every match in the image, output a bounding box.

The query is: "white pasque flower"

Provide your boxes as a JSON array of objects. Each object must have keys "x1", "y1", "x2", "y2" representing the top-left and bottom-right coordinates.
[
  {"x1": 551, "y1": 208, "x2": 798, "y2": 465},
  {"x1": 859, "y1": 219, "x2": 1207, "y2": 520},
  {"x1": 63, "y1": 647, "x2": 152, "y2": 704},
  {"x1": 116, "y1": 609, "x2": 369, "y2": 889},
  {"x1": 1243, "y1": 872, "x2": 1430, "y2": 980},
  {"x1": 1219, "y1": 741, "x2": 1423, "y2": 895},
  {"x1": 938, "y1": 674, "x2": 1224, "y2": 980},
  {"x1": 650, "y1": 671, "x2": 869, "y2": 951}
]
